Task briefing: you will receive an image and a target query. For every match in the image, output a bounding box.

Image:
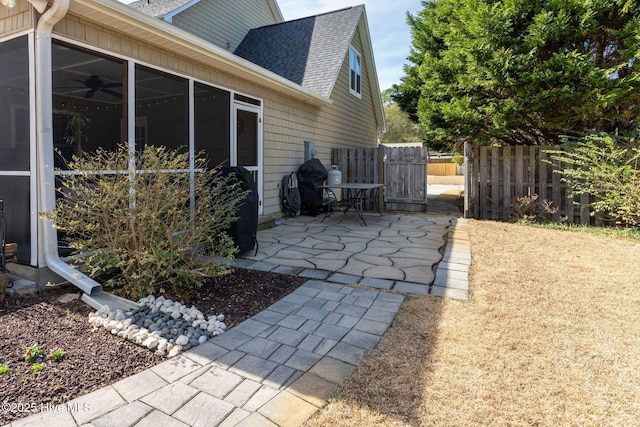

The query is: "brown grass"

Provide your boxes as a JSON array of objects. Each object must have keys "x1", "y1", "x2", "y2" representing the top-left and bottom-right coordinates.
[{"x1": 305, "y1": 220, "x2": 640, "y2": 426}]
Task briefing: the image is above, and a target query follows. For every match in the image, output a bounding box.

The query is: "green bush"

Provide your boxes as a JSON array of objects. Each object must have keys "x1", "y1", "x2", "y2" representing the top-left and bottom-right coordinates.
[
  {"x1": 46, "y1": 144, "x2": 246, "y2": 299},
  {"x1": 548, "y1": 134, "x2": 640, "y2": 227}
]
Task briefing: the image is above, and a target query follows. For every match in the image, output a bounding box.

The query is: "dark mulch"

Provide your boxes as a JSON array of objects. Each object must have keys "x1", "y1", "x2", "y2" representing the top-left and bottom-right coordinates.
[{"x1": 0, "y1": 268, "x2": 307, "y2": 424}]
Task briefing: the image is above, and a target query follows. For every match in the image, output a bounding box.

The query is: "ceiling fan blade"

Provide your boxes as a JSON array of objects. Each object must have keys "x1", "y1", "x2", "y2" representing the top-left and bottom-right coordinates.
[
  {"x1": 100, "y1": 88, "x2": 122, "y2": 99},
  {"x1": 84, "y1": 88, "x2": 98, "y2": 98},
  {"x1": 102, "y1": 82, "x2": 123, "y2": 88}
]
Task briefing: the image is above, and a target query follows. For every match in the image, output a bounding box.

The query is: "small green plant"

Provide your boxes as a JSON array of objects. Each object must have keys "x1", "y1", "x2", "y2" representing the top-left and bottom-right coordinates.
[
  {"x1": 24, "y1": 344, "x2": 43, "y2": 363},
  {"x1": 64, "y1": 108, "x2": 90, "y2": 153},
  {"x1": 48, "y1": 342, "x2": 66, "y2": 362},
  {"x1": 0, "y1": 363, "x2": 11, "y2": 375},
  {"x1": 29, "y1": 362, "x2": 44, "y2": 373}
]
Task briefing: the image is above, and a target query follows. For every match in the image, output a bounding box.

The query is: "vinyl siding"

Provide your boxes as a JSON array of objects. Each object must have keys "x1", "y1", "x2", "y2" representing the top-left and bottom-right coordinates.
[
  {"x1": 0, "y1": 1, "x2": 35, "y2": 36},
  {"x1": 172, "y1": 0, "x2": 278, "y2": 52},
  {"x1": 52, "y1": 13, "x2": 378, "y2": 218}
]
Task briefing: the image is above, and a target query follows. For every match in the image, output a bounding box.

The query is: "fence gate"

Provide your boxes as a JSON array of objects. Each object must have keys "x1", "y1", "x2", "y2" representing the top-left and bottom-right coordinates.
[
  {"x1": 332, "y1": 146, "x2": 429, "y2": 212},
  {"x1": 383, "y1": 146, "x2": 429, "y2": 211}
]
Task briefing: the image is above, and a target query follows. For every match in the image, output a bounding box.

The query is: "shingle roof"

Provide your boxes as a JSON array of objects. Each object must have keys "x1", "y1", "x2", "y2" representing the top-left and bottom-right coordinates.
[
  {"x1": 127, "y1": 0, "x2": 194, "y2": 18},
  {"x1": 234, "y1": 6, "x2": 364, "y2": 99}
]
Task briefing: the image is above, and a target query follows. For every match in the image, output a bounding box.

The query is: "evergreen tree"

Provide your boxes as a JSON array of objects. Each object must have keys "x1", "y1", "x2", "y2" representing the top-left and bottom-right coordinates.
[
  {"x1": 392, "y1": 0, "x2": 640, "y2": 150},
  {"x1": 380, "y1": 89, "x2": 424, "y2": 143}
]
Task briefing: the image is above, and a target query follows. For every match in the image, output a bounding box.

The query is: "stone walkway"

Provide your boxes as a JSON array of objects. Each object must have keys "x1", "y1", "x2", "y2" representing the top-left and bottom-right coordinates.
[{"x1": 10, "y1": 211, "x2": 471, "y2": 427}]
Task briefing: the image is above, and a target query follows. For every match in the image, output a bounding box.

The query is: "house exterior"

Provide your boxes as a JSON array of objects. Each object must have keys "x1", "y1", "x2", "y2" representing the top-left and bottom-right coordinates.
[{"x1": 0, "y1": 0, "x2": 384, "y2": 285}]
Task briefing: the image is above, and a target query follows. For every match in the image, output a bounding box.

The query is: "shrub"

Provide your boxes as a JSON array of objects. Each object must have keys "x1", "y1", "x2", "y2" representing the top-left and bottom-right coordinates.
[
  {"x1": 511, "y1": 194, "x2": 560, "y2": 223},
  {"x1": 548, "y1": 134, "x2": 640, "y2": 227},
  {"x1": 46, "y1": 144, "x2": 246, "y2": 299}
]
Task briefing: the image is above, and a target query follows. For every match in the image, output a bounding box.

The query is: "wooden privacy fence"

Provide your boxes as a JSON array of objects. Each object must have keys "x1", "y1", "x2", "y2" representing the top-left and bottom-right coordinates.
[
  {"x1": 332, "y1": 145, "x2": 429, "y2": 212},
  {"x1": 331, "y1": 146, "x2": 385, "y2": 184},
  {"x1": 464, "y1": 142, "x2": 592, "y2": 224},
  {"x1": 384, "y1": 146, "x2": 429, "y2": 211}
]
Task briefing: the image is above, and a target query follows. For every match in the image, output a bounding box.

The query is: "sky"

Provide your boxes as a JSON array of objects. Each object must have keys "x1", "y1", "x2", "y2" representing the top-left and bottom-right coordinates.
[{"x1": 277, "y1": 0, "x2": 424, "y2": 91}]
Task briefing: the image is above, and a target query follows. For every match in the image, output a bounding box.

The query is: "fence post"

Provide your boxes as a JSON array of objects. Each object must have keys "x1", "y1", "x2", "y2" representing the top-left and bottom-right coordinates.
[
  {"x1": 464, "y1": 142, "x2": 472, "y2": 218},
  {"x1": 378, "y1": 145, "x2": 385, "y2": 210}
]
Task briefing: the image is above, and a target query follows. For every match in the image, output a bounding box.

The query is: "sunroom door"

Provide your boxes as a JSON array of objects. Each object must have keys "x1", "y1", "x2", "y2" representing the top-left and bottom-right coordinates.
[{"x1": 232, "y1": 102, "x2": 262, "y2": 215}]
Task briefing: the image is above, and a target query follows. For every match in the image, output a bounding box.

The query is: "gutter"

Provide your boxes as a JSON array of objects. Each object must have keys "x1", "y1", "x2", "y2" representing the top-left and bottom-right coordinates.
[{"x1": 35, "y1": 0, "x2": 102, "y2": 294}]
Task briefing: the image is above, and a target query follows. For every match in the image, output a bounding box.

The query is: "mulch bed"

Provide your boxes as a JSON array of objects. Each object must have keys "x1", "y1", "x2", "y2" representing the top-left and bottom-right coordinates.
[{"x1": 0, "y1": 268, "x2": 306, "y2": 424}]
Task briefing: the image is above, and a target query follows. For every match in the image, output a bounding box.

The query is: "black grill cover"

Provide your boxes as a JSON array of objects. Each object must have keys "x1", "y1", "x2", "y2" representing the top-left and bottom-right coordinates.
[
  {"x1": 221, "y1": 166, "x2": 258, "y2": 254},
  {"x1": 297, "y1": 159, "x2": 327, "y2": 215}
]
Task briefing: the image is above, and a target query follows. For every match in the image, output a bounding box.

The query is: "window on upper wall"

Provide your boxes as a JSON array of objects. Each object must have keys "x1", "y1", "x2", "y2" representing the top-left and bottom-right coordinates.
[{"x1": 349, "y1": 46, "x2": 362, "y2": 98}]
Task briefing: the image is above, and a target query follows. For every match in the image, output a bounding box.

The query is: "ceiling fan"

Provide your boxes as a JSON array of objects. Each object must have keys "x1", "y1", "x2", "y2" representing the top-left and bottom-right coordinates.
[{"x1": 56, "y1": 74, "x2": 122, "y2": 99}]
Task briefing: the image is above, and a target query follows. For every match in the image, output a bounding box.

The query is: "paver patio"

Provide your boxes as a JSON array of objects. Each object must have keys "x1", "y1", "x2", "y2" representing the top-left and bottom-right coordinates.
[{"x1": 241, "y1": 213, "x2": 453, "y2": 291}]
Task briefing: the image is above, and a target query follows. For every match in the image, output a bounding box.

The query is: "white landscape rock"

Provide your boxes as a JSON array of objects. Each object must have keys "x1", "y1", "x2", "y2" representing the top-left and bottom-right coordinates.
[
  {"x1": 175, "y1": 335, "x2": 189, "y2": 346},
  {"x1": 168, "y1": 345, "x2": 182, "y2": 358},
  {"x1": 88, "y1": 294, "x2": 227, "y2": 358},
  {"x1": 142, "y1": 337, "x2": 158, "y2": 349}
]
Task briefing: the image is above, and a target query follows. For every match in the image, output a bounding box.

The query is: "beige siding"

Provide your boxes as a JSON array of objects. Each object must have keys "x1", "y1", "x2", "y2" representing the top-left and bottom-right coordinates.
[
  {"x1": 172, "y1": 0, "x2": 278, "y2": 52},
  {"x1": 0, "y1": 1, "x2": 35, "y2": 37},
  {"x1": 53, "y1": 13, "x2": 380, "y2": 218}
]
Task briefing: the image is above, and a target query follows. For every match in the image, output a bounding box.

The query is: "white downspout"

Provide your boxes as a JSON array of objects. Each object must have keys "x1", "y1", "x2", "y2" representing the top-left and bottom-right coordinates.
[{"x1": 35, "y1": 0, "x2": 102, "y2": 294}]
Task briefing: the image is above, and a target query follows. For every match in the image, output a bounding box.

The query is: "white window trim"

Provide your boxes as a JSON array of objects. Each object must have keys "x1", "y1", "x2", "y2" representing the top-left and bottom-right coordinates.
[{"x1": 349, "y1": 45, "x2": 362, "y2": 99}]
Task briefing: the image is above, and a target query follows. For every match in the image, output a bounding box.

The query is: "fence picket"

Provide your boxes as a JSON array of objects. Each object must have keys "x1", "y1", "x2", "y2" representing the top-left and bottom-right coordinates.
[
  {"x1": 480, "y1": 147, "x2": 489, "y2": 218},
  {"x1": 502, "y1": 146, "x2": 511, "y2": 215},
  {"x1": 539, "y1": 150, "x2": 548, "y2": 201},
  {"x1": 564, "y1": 161, "x2": 574, "y2": 224},
  {"x1": 528, "y1": 146, "x2": 536, "y2": 197},
  {"x1": 580, "y1": 193, "x2": 590, "y2": 225}
]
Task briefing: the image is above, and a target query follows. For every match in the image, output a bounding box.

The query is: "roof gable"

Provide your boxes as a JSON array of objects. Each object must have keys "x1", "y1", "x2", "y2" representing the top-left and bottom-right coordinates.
[{"x1": 234, "y1": 6, "x2": 363, "y2": 99}]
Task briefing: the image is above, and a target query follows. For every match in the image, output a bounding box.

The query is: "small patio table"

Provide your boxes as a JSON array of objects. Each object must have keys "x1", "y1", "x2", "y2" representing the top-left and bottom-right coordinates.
[{"x1": 319, "y1": 183, "x2": 384, "y2": 226}]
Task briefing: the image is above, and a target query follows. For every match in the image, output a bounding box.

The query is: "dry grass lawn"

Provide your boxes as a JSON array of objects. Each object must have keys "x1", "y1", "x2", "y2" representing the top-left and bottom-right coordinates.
[{"x1": 304, "y1": 220, "x2": 640, "y2": 426}]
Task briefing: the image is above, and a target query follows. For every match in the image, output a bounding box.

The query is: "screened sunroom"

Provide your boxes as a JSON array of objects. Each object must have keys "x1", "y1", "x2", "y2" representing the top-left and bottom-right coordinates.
[{"x1": 0, "y1": 32, "x2": 263, "y2": 280}]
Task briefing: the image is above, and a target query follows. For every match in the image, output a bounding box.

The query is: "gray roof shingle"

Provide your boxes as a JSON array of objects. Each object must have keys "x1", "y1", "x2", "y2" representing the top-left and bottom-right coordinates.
[
  {"x1": 127, "y1": 0, "x2": 193, "y2": 18},
  {"x1": 234, "y1": 6, "x2": 364, "y2": 98}
]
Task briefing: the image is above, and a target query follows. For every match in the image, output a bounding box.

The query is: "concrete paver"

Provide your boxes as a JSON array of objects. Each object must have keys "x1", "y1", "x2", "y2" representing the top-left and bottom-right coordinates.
[
  {"x1": 112, "y1": 370, "x2": 168, "y2": 403},
  {"x1": 139, "y1": 382, "x2": 199, "y2": 415},
  {"x1": 257, "y1": 392, "x2": 319, "y2": 427},
  {"x1": 172, "y1": 393, "x2": 235, "y2": 427},
  {"x1": 133, "y1": 409, "x2": 189, "y2": 427},
  {"x1": 89, "y1": 401, "x2": 153, "y2": 427},
  {"x1": 69, "y1": 386, "x2": 126, "y2": 425}
]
